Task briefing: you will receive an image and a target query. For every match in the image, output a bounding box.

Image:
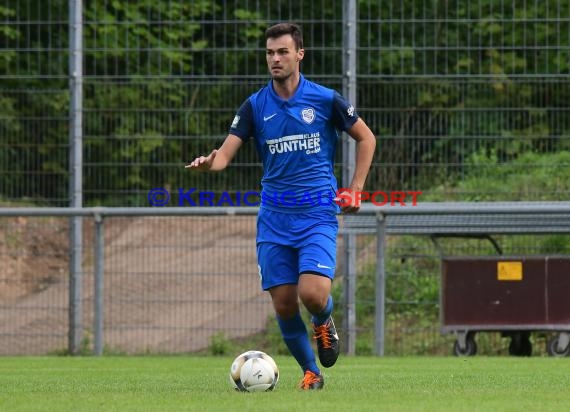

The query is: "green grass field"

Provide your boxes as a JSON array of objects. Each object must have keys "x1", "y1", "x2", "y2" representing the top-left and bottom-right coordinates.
[{"x1": 0, "y1": 356, "x2": 568, "y2": 411}]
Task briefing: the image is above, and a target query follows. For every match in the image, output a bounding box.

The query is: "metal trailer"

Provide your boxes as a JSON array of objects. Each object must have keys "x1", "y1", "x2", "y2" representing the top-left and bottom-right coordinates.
[
  {"x1": 342, "y1": 202, "x2": 570, "y2": 356},
  {"x1": 433, "y1": 234, "x2": 570, "y2": 357}
]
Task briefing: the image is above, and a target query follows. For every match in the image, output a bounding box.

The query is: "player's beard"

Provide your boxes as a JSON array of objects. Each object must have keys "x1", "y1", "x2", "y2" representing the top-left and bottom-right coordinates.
[{"x1": 271, "y1": 68, "x2": 293, "y2": 83}]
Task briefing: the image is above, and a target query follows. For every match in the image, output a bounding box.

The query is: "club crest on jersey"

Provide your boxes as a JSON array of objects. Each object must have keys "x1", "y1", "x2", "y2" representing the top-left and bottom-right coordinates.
[{"x1": 301, "y1": 108, "x2": 315, "y2": 124}]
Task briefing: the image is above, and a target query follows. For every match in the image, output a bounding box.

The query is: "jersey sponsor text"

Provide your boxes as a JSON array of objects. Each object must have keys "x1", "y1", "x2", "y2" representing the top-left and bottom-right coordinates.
[{"x1": 267, "y1": 132, "x2": 321, "y2": 155}]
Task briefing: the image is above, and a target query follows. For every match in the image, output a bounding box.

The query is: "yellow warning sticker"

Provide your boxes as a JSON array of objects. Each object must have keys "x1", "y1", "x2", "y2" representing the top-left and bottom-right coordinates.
[{"x1": 497, "y1": 261, "x2": 523, "y2": 281}]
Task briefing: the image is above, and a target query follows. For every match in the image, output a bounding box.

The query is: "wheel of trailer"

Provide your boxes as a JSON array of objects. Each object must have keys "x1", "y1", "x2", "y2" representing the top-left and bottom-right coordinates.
[
  {"x1": 508, "y1": 332, "x2": 532, "y2": 357},
  {"x1": 453, "y1": 333, "x2": 477, "y2": 356},
  {"x1": 547, "y1": 336, "x2": 570, "y2": 357}
]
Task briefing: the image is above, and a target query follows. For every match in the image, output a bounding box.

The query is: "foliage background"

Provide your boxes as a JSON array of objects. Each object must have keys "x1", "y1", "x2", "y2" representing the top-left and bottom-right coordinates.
[{"x1": 1, "y1": 0, "x2": 569, "y2": 205}]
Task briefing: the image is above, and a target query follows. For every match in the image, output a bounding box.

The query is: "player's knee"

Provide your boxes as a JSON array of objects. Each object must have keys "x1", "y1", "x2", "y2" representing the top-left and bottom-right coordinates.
[
  {"x1": 272, "y1": 299, "x2": 299, "y2": 319},
  {"x1": 269, "y1": 284, "x2": 299, "y2": 318},
  {"x1": 299, "y1": 291, "x2": 328, "y2": 314},
  {"x1": 298, "y1": 277, "x2": 330, "y2": 312}
]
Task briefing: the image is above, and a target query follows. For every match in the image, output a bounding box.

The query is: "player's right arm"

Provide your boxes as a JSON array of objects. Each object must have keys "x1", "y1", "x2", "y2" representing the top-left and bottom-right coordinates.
[
  {"x1": 185, "y1": 134, "x2": 243, "y2": 171},
  {"x1": 186, "y1": 99, "x2": 253, "y2": 172}
]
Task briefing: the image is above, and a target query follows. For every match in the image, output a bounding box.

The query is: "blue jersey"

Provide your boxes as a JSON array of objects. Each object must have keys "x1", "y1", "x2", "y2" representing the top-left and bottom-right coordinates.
[{"x1": 229, "y1": 75, "x2": 359, "y2": 213}]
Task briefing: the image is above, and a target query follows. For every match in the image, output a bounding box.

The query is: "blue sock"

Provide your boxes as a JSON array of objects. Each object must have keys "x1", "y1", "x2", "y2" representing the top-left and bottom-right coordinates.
[
  {"x1": 311, "y1": 295, "x2": 333, "y2": 326},
  {"x1": 277, "y1": 312, "x2": 320, "y2": 375}
]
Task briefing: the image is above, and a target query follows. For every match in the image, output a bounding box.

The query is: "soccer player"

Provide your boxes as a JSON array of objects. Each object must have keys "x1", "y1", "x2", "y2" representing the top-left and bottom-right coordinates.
[{"x1": 187, "y1": 22, "x2": 376, "y2": 390}]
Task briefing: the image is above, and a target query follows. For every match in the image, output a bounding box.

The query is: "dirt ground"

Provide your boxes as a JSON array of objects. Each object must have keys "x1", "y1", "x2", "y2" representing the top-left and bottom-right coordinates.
[
  {"x1": 0, "y1": 214, "x2": 354, "y2": 355},
  {"x1": 0, "y1": 215, "x2": 273, "y2": 354}
]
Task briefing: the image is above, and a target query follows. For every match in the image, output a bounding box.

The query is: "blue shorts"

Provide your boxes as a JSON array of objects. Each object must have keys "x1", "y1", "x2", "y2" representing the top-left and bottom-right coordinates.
[{"x1": 256, "y1": 208, "x2": 339, "y2": 290}]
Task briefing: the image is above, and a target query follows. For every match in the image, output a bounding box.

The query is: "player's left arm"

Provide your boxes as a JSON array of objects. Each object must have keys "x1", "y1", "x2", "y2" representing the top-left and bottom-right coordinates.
[
  {"x1": 330, "y1": 91, "x2": 377, "y2": 213},
  {"x1": 346, "y1": 118, "x2": 376, "y2": 192},
  {"x1": 342, "y1": 119, "x2": 376, "y2": 212}
]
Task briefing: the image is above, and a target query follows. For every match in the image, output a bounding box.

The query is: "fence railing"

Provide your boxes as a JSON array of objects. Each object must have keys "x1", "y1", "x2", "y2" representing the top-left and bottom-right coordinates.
[{"x1": 2, "y1": 202, "x2": 570, "y2": 356}]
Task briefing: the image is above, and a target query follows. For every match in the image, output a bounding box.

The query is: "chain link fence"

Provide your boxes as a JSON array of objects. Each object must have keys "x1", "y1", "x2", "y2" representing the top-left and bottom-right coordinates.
[{"x1": 1, "y1": 0, "x2": 570, "y2": 355}]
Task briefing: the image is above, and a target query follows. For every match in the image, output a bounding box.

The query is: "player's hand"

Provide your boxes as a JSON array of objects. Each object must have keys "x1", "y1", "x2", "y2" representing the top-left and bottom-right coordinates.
[
  {"x1": 185, "y1": 149, "x2": 217, "y2": 171},
  {"x1": 334, "y1": 188, "x2": 361, "y2": 214}
]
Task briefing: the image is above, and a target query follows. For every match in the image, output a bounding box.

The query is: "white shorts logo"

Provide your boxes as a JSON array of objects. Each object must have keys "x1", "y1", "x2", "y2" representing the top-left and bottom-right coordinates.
[{"x1": 301, "y1": 108, "x2": 315, "y2": 124}]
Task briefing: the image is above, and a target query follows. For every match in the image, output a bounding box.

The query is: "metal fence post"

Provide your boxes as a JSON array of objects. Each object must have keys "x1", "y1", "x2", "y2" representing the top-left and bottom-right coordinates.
[
  {"x1": 94, "y1": 212, "x2": 104, "y2": 356},
  {"x1": 341, "y1": 0, "x2": 358, "y2": 357},
  {"x1": 342, "y1": 231, "x2": 357, "y2": 355},
  {"x1": 375, "y1": 211, "x2": 386, "y2": 356},
  {"x1": 68, "y1": 0, "x2": 84, "y2": 355}
]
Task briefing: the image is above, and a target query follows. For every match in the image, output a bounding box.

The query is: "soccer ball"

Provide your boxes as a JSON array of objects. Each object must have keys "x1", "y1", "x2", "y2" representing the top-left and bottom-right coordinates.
[{"x1": 229, "y1": 350, "x2": 279, "y2": 392}]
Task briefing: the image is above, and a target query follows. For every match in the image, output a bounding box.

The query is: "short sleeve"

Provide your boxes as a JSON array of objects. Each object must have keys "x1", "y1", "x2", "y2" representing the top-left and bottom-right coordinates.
[
  {"x1": 331, "y1": 91, "x2": 359, "y2": 132},
  {"x1": 229, "y1": 99, "x2": 254, "y2": 141}
]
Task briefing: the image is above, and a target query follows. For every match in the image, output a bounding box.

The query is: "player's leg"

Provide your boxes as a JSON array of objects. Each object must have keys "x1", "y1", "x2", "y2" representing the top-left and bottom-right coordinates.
[
  {"x1": 268, "y1": 284, "x2": 322, "y2": 381},
  {"x1": 297, "y1": 216, "x2": 340, "y2": 368},
  {"x1": 258, "y1": 242, "x2": 322, "y2": 389},
  {"x1": 298, "y1": 272, "x2": 339, "y2": 368}
]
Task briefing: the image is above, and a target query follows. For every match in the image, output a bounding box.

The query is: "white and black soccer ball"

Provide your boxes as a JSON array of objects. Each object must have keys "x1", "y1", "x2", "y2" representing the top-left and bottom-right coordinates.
[{"x1": 229, "y1": 350, "x2": 279, "y2": 392}]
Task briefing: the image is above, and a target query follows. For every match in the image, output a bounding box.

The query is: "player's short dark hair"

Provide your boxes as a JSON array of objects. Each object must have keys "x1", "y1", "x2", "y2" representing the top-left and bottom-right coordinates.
[{"x1": 265, "y1": 23, "x2": 303, "y2": 50}]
